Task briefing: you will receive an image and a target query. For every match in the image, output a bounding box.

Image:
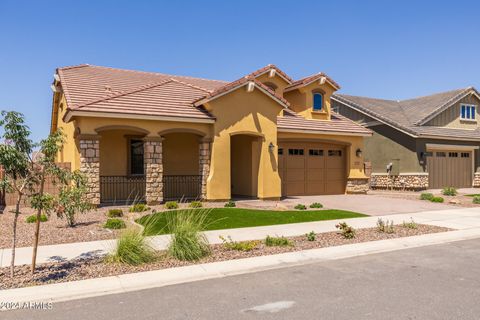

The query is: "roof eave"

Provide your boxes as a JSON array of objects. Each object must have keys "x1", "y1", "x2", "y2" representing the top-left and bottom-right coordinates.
[
  {"x1": 63, "y1": 110, "x2": 216, "y2": 124},
  {"x1": 277, "y1": 128, "x2": 372, "y2": 137}
]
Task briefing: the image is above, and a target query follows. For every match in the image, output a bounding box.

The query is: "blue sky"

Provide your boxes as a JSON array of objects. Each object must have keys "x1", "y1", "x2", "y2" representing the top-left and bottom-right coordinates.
[{"x1": 1, "y1": 0, "x2": 479, "y2": 141}]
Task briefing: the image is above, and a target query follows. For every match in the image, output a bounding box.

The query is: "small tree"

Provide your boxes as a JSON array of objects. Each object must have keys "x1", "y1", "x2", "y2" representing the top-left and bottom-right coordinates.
[
  {"x1": 0, "y1": 111, "x2": 36, "y2": 277},
  {"x1": 55, "y1": 170, "x2": 91, "y2": 227},
  {"x1": 30, "y1": 129, "x2": 66, "y2": 273}
]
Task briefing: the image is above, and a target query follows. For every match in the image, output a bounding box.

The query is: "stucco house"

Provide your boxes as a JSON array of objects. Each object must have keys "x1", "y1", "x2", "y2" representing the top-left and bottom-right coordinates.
[
  {"x1": 332, "y1": 87, "x2": 480, "y2": 190},
  {"x1": 50, "y1": 64, "x2": 371, "y2": 205}
]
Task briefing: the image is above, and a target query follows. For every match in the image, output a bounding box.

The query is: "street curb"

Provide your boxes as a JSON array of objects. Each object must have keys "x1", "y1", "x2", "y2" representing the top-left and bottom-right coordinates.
[{"x1": 2, "y1": 228, "x2": 480, "y2": 309}]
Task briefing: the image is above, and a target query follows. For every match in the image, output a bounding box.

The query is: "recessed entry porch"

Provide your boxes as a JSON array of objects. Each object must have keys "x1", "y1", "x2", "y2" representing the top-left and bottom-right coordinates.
[{"x1": 89, "y1": 126, "x2": 210, "y2": 205}]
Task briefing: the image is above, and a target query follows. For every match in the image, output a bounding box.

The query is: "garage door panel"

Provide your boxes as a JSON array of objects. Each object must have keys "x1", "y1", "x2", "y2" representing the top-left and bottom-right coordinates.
[
  {"x1": 279, "y1": 142, "x2": 346, "y2": 196},
  {"x1": 427, "y1": 150, "x2": 472, "y2": 189},
  {"x1": 307, "y1": 168, "x2": 325, "y2": 181}
]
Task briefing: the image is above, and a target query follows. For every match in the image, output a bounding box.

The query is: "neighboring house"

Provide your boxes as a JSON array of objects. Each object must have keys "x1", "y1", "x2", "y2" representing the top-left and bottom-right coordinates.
[
  {"x1": 50, "y1": 64, "x2": 371, "y2": 205},
  {"x1": 332, "y1": 87, "x2": 480, "y2": 190}
]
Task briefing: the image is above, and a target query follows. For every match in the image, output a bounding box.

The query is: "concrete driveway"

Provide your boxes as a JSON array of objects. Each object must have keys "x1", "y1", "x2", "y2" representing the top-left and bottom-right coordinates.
[{"x1": 239, "y1": 194, "x2": 455, "y2": 216}]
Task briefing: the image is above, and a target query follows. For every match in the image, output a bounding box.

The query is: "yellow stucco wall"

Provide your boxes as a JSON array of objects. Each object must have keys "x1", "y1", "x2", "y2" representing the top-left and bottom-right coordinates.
[
  {"x1": 284, "y1": 81, "x2": 336, "y2": 120},
  {"x1": 204, "y1": 86, "x2": 283, "y2": 200},
  {"x1": 54, "y1": 95, "x2": 80, "y2": 170},
  {"x1": 163, "y1": 133, "x2": 200, "y2": 175},
  {"x1": 256, "y1": 73, "x2": 290, "y2": 96},
  {"x1": 278, "y1": 131, "x2": 368, "y2": 179}
]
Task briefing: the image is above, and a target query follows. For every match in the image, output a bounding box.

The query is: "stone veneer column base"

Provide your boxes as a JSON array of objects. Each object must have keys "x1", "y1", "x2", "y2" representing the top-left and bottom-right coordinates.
[
  {"x1": 144, "y1": 138, "x2": 163, "y2": 205},
  {"x1": 199, "y1": 140, "x2": 211, "y2": 200},
  {"x1": 346, "y1": 178, "x2": 369, "y2": 194},
  {"x1": 370, "y1": 173, "x2": 429, "y2": 191},
  {"x1": 79, "y1": 136, "x2": 100, "y2": 206},
  {"x1": 473, "y1": 172, "x2": 480, "y2": 187}
]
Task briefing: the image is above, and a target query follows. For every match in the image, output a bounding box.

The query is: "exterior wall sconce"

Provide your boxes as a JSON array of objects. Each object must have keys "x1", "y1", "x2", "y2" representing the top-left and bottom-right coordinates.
[
  {"x1": 356, "y1": 148, "x2": 362, "y2": 158},
  {"x1": 269, "y1": 142, "x2": 275, "y2": 152}
]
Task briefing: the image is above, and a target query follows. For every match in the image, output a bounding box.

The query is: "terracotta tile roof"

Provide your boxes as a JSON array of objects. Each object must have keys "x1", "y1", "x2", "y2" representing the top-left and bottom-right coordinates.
[
  {"x1": 246, "y1": 64, "x2": 293, "y2": 83},
  {"x1": 57, "y1": 64, "x2": 226, "y2": 110},
  {"x1": 194, "y1": 75, "x2": 290, "y2": 108},
  {"x1": 285, "y1": 72, "x2": 341, "y2": 91},
  {"x1": 333, "y1": 87, "x2": 480, "y2": 140},
  {"x1": 277, "y1": 109, "x2": 371, "y2": 135},
  {"x1": 74, "y1": 79, "x2": 215, "y2": 120}
]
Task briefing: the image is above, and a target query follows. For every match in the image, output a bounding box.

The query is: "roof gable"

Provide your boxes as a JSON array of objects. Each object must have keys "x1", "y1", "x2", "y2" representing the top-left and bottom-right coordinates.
[
  {"x1": 246, "y1": 64, "x2": 293, "y2": 84},
  {"x1": 284, "y1": 72, "x2": 341, "y2": 92}
]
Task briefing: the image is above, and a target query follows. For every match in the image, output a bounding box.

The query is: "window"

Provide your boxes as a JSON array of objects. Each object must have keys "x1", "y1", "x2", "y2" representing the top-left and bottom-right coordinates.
[
  {"x1": 461, "y1": 152, "x2": 470, "y2": 158},
  {"x1": 436, "y1": 152, "x2": 446, "y2": 157},
  {"x1": 278, "y1": 148, "x2": 283, "y2": 155},
  {"x1": 309, "y1": 149, "x2": 324, "y2": 156},
  {"x1": 424, "y1": 152, "x2": 433, "y2": 157},
  {"x1": 461, "y1": 104, "x2": 476, "y2": 120},
  {"x1": 448, "y1": 152, "x2": 458, "y2": 158},
  {"x1": 313, "y1": 93, "x2": 323, "y2": 111},
  {"x1": 288, "y1": 148, "x2": 304, "y2": 156},
  {"x1": 129, "y1": 139, "x2": 144, "y2": 175},
  {"x1": 328, "y1": 150, "x2": 342, "y2": 157}
]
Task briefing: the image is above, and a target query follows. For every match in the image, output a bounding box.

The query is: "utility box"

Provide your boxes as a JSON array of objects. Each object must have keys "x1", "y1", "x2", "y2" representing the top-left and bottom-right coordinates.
[{"x1": 390, "y1": 159, "x2": 400, "y2": 176}]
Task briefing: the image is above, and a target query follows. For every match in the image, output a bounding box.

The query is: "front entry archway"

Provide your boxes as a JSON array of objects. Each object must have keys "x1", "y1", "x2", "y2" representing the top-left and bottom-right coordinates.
[{"x1": 230, "y1": 134, "x2": 261, "y2": 198}]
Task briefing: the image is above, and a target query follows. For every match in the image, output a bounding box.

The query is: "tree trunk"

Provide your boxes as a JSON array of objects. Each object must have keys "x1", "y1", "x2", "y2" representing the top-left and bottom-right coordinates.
[
  {"x1": 31, "y1": 171, "x2": 46, "y2": 274},
  {"x1": 10, "y1": 195, "x2": 22, "y2": 278}
]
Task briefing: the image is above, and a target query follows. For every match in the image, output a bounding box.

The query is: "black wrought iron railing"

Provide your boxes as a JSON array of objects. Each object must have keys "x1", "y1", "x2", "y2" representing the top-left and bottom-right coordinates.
[
  {"x1": 100, "y1": 175, "x2": 146, "y2": 204},
  {"x1": 163, "y1": 175, "x2": 202, "y2": 201}
]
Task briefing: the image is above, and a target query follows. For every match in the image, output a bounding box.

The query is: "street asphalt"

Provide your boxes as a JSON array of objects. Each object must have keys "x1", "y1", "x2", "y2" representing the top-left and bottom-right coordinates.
[{"x1": 4, "y1": 238, "x2": 480, "y2": 320}]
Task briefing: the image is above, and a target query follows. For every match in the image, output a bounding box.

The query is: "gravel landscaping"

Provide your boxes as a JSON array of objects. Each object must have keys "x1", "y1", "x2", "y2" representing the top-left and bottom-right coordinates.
[
  {"x1": 0, "y1": 223, "x2": 450, "y2": 290},
  {"x1": 369, "y1": 190, "x2": 480, "y2": 207},
  {"x1": 0, "y1": 206, "x2": 138, "y2": 249}
]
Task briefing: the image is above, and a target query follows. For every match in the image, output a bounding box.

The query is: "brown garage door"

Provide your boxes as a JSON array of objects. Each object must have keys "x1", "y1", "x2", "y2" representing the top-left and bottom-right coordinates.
[
  {"x1": 426, "y1": 150, "x2": 473, "y2": 189},
  {"x1": 278, "y1": 142, "x2": 346, "y2": 196}
]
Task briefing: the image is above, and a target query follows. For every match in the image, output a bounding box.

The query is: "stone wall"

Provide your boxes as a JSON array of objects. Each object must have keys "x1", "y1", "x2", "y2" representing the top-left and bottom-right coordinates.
[
  {"x1": 346, "y1": 178, "x2": 369, "y2": 194},
  {"x1": 144, "y1": 139, "x2": 163, "y2": 205},
  {"x1": 199, "y1": 140, "x2": 211, "y2": 199},
  {"x1": 370, "y1": 173, "x2": 428, "y2": 191},
  {"x1": 79, "y1": 137, "x2": 100, "y2": 205},
  {"x1": 473, "y1": 172, "x2": 480, "y2": 187}
]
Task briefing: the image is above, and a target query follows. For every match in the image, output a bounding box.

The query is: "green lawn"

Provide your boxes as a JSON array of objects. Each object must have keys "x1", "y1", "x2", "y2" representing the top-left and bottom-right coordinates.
[
  {"x1": 465, "y1": 194, "x2": 480, "y2": 197},
  {"x1": 137, "y1": 208, "x2": 368, "y2": 236}
]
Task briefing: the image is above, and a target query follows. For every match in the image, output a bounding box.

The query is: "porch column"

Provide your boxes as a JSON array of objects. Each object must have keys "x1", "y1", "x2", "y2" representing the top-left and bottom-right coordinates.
[
  {"x1": 79, "y1": 135, "x2": 100, "y2": 206},
  {"x1": 199, "y1": 138, "x2": 211, "y2": 200},
  {"x1": 144, "y1": 137, "x2": 163, "y2": 205}
]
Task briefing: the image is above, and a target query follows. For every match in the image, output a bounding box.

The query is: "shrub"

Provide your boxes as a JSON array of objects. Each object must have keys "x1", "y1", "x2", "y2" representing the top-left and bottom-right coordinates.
[
  {"x1": 55, "y1": 171, "x2": 92, "y2": 227},
  {"x1": 306, "y1": 231, "x2": 316, "y2": 241},
  {"x1": 402, "y1": 218, "x2": 418, "y2": 229},
  {"x1": 420, "y1": 193, "x2": 434, "y2": 201},
  {"x1": 294, "y1": 204, "x2": 307, "y2": 210},
  {"x1": 189, "y1": 201, "x2": 203, "y2": 208},
  {"x1": 129, "y1": 203, "x2": 149, "y2": 213},
  {"x1": 376, "y1": 218, "x2": 395, "y2": 234},
  {"x1": 104, "y1": 218, "x2": 126, "y2": 229},
  {"x1": 167, "y1": 209, "x2": 211, "y2": 261},
  {"x1": 431, "y1": 196, "x2": 444, "y2": 203},
  {"x1": 473, "y1": 196, "x2": 480, "y2": 204},
  {"x1": 165, "y1": 201, "x2": 179, "y2": 210},
  {"x1": 335, "y1": 222, "x2": 356, "y2": 239},
  {"x1": 219, "y1": 235, "x2": 259, "y2": 251},
  {"x1": 265, "y1": 235, "x2": 292, "y2": 247},
  {"x1": 224, "y1": 200, "x2": 236, "y2": 208},
  {"x1": 309, "y1": 202, "x2": 323, "y2": 209},
  {"x1": 442, "y1": 187, "x2": 457, "y2": 196},
  {"x1": 25, "y1": 214, "x2": 48, "y2": 223},
  {"x1": 107, "y1": 209, "x2": 123, "y2": 218},
  {"x1": 106, "y1": 229, "x2": 156, "y2": 265}
]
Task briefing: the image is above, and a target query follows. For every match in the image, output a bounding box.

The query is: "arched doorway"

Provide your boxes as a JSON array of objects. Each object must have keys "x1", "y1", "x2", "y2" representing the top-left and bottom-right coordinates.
[{"x1": 230, "y1": 134, "x2": 262, "y2": 198}]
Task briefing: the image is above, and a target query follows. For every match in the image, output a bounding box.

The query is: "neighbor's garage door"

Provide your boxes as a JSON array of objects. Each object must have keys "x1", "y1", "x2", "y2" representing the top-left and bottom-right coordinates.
[
  {"x1": 426, "y1": 150, "x2": 472, "y2": 189},
  {"x1": 278, "y1": 142, "x2": 346, "y2": 196}
]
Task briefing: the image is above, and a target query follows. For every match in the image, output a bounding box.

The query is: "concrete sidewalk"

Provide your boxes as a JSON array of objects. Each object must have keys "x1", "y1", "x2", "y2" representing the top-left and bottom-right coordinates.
[
  {"x1": 2, "y1": 207, "x2": 480, "y2": 268},
  {"x1": 3, "y1": 227, "x2": 480, "y2": 307}
]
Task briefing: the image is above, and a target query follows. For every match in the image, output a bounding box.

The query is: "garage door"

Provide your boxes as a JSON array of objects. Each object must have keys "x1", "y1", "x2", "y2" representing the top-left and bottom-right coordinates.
[
  {"x1": 278, "y1": 142, "x2": 346, "y2": 196},
  {"x1": 426, "y1": 150, "x2": 473, "y2": 189}
]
